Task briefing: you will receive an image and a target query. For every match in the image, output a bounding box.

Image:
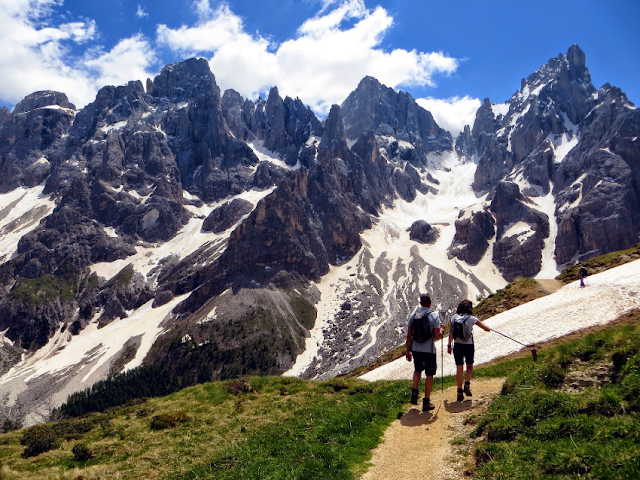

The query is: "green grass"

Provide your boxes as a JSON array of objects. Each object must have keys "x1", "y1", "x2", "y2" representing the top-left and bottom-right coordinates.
[
  {"x1": 471, "y1": 308, "x2": 640, "y2": 479},
  {"x1": 289, "y1": 294, "x2": 317, "y2": 330},
  {"x1": 10, "y1": 274, "x2": 76, "y2": 304},
  {"x1": 3, "y1": 246, "x2": 640, "y2": 478},
  {"x1": 474, "y1": 277, "x2": 548, "y2": 320},
  {"x1": 556, "y1": 243, "x2": 640, "y2": 284},
  {"x1": 0, "y1": 377, "x2": 409, "y2": 479},
  {"x1": 2, "y1": 319, "x2": 639, "y2": 480}
]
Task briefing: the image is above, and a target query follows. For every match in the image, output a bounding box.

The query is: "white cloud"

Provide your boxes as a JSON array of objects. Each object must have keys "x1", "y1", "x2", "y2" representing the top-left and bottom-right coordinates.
[
  {"x1": 0, "y1": 0, "x2": 462, "y2": 119},
  {"x1": 0, "y1": 0, "x2": 157, "y2": 110},
  {"x1": 136, "y1": 5, "x2": 149, "y2": 18},
  {"x1": 83, "y1": 34, "x2": 157, "y2": 90},
  {"x1": 416, "y1": 96, "x2": 481, "y2": 137},
  {"x1": 157, "y1": 0, "x2": 459, "y2": 116}
]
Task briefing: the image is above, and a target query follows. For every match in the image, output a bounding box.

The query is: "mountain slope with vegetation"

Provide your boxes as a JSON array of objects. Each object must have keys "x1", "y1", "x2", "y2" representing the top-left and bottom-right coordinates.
[{"x1": 1, "y1": 377, "x2": 407, "y2": 479}]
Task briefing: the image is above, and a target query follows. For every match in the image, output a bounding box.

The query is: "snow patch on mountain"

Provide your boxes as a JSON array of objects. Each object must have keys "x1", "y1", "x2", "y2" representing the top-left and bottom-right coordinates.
[
  {"x1": 92, "y1": 187, "x2": 275, "y2": 282},
  {"x1": 0, "y1": 185, "x2": 56, "y2": 263},
  {"x1": 491, "y1": 103, "x2": 510, "y2": 118},
  {"x1": 532, "y1": 187, "x2": 561, "y2": 277},
  {"x1": 248, "y1": 141, "x2": 301, "y2": 170},
  {"x1": 286, "y1": 155, "x2": 504, "y2": 377},
  {"x1": 99, "y1": 120, "x2": 127, "y2": 133},
  {"x1": 0, "y1": 292, "x2": 190, "y2": 426},
  {"x1": 553, "y1": 134, "x2": 579, "y2": 163}
]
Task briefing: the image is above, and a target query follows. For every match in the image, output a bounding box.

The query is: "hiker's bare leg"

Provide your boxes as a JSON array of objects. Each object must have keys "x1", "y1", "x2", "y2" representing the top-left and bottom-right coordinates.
[
  {"x1": 456, "y1": 365, "x2": 464, "y2": 388},
  {"x1": 425, "y1": 376, "x2": 434, "y2": 399},
  {"x1": 413, "y1": 370, "x2": 421, "y2": 390},
  {"x1": 465, "y1": 364, "x2": 474, "y2": 383}
]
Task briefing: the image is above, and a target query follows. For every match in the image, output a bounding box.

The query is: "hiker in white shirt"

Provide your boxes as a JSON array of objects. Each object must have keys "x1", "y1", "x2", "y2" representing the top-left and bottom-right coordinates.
[
  {"x1": 406, "y1": 293, "x2": 442, "y2": 411},
  {"x1": 447, "y1": 299, "x2": 490, "y2": 401}
]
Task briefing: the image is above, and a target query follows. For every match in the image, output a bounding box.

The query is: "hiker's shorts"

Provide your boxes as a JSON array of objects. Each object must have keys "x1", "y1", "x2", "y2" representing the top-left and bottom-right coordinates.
[
  {"x1": 453, "y1": 343, "x2": 475, "y2": 366},
  {"x1": 412, "y1": 351, "x2": 437, "y2": 375}
]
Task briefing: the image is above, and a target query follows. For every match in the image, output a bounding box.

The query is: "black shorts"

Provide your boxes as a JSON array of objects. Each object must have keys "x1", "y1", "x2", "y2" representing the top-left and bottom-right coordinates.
[
  {"x1": 453, "y1": 343, "x2": 475, "y2": 366},
  {"x1": 412, "y1": 351, "x2": 437, "y2": 376}
]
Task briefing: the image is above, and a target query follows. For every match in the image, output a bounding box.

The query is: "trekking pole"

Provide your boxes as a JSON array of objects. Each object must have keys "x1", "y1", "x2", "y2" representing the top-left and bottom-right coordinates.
[
  {"x1": 491, "y1": 328, "x2": 538, "y2": 361},
  {"x1": 441, "y1": 310, "x2": 449, "y2": 393},
  {"x1": 441, "y1": 332, "x2": 444, "y2": 393}
]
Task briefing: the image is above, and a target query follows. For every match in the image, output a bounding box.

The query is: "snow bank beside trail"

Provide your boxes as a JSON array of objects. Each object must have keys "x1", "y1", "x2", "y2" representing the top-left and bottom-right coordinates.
[{"x1": 361, "y1": 259, "x2": 640, "y2": 382}]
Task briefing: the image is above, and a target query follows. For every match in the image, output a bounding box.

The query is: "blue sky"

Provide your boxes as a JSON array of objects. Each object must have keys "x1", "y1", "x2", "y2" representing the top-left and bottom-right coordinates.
[{"x1": 0, "y1": 0, "x2": 638, "y2": 135}]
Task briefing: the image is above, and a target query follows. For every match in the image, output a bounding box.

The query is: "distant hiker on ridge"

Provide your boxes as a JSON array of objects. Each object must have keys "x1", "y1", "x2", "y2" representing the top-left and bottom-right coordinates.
[
  {"x1": 447, "y1": 300, "x2": 490, "y2": 401},
  {"x1": 406, "y1": 293, "x2": 442, "y2": 411},
  {"x1": 579, "y1": 263, "x2": 588, "y2": 287}
]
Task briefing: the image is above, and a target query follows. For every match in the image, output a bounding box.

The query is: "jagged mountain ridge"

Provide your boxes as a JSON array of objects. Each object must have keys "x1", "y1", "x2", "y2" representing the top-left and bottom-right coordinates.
[
  {"x1": 451, "y1": 44, "x2": 640, "y2": 279},
  {"x1": 0, "y1": 45, "x2": 638, "y2": 426}
]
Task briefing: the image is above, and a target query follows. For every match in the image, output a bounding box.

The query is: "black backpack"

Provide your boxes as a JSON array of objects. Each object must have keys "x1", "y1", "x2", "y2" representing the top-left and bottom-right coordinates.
[{"x1": 412, "y1": 309, "x2": 433, "y2": 343}]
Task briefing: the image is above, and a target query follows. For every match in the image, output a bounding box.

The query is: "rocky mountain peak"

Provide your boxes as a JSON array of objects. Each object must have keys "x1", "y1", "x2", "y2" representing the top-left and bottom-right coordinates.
[
  {"x1": 264, "y1": 86, "x2": 291, "y2": 153},
  {"x1": 13, "y1": 91, "x2": 76, "y2": 114},
  {"x1": 455, "y1": 124, "x2": 475, "y2": 161},
  {"x1": 1, "y1": 46, "x2": 639, "y2": 427},
  {"x1": 471, "y1": 97, "x2": 499, "y2": 141},
  {"x1": 148, "y1": 57, "x2": 221, "y2": 105},
  {"x1": 598, "y1": 83, "x2": 634, "y2": 107},
  {"x1": 318, "y1": 104, "x2": 349, "y2": 161},
  {"x1": 341, "y1": 76, "x2": 453, "y2": 162},
  {"x1": 0, "y1": 106, "x2": 10, "y2": 123},
  {"x1": 512, "y1": 44, "x2": 596, "y2": 126},
  {"x1": 519, "y1": 44, "x2": 589, "y2": 93},
  {"x1": 565, "y1": 44, "x2": 590, "y2": 81}
]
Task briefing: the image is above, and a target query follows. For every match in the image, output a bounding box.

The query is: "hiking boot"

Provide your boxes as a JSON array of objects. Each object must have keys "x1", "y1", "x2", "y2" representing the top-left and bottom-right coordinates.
[
  {"x1": 464, "y1": 382, "x2": 472, "y2": 397},
  {"x1": 410, "y1": 389, "x2": 419, "y2": 405},
  {"x1": 457, "y1": 388, "x2": 464, "y2": 402},
  {"x1": 422, "y1": 397, "x2": 435, "y2": 411}
]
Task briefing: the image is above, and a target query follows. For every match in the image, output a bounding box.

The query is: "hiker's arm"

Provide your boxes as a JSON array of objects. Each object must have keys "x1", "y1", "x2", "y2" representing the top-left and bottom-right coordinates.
[
  {"x1": 447, "y1": 332, "x2": 453, "y2": 353},
  {"x1": 405, "y1": 329, "x2": 412, "y2": 361},
  {"x1": 476, "y1": 320, "x2": 490, "y2": 332},
  {"x1": 433, "y1": 326, "x2": 442, "y2": 341}
]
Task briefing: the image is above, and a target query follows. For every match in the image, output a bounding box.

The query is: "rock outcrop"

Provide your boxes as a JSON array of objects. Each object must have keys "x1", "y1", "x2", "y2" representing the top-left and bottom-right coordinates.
[
  {"x1": 408, "y1": 220, "x2": 439, "y2": 244},
  {"x1": 449, "y1": 208, "x2": 495, "y2": 265},
  {"x1": 341, "y1": 76, "x2": 453, "y2": 164}
]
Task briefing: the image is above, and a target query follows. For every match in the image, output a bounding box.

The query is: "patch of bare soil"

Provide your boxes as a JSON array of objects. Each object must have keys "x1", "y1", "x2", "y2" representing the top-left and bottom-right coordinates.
[
  {"x1": 558, "y1": 360, "x2": 611, "y2": 394},
  {"x1": 537, "y1": 278, "x2": 564, "y2": 294},
  {"x1": 361, "y1": 377, "x2": 505, "y2": 480}
]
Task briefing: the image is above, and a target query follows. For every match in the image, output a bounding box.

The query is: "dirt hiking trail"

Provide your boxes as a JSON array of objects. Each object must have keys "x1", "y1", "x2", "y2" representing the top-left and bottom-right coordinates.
[{"x1": 362, "y1": 377, "x2": 505, "y2": 480}]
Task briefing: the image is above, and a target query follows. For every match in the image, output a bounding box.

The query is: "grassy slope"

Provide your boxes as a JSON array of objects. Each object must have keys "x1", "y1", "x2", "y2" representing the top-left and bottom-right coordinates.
[
  {"x1": 0, "y1": 378, "x2": 408, "y2": 479},
  {"x1": 556, "y1": 243, "x2": 640, "y2": 284},
  {"x1": 472, "y1": 308, "x2": 640, "y2": 479},
  {"x1": 3, "y1": 314, "x2": 639, "y2": 479}
]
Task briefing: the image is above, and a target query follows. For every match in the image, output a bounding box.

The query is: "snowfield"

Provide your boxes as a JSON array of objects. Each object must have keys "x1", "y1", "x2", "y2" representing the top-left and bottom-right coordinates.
[
  {"x1": 0, "y1": 293, "x2": 190, "y2": 426},
  {"x1": 285, "y1": 154, "x2": 502, "y2": 377},
  {"x1": 360, "y1": 258, "x2": 640, "y2": 381}
]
